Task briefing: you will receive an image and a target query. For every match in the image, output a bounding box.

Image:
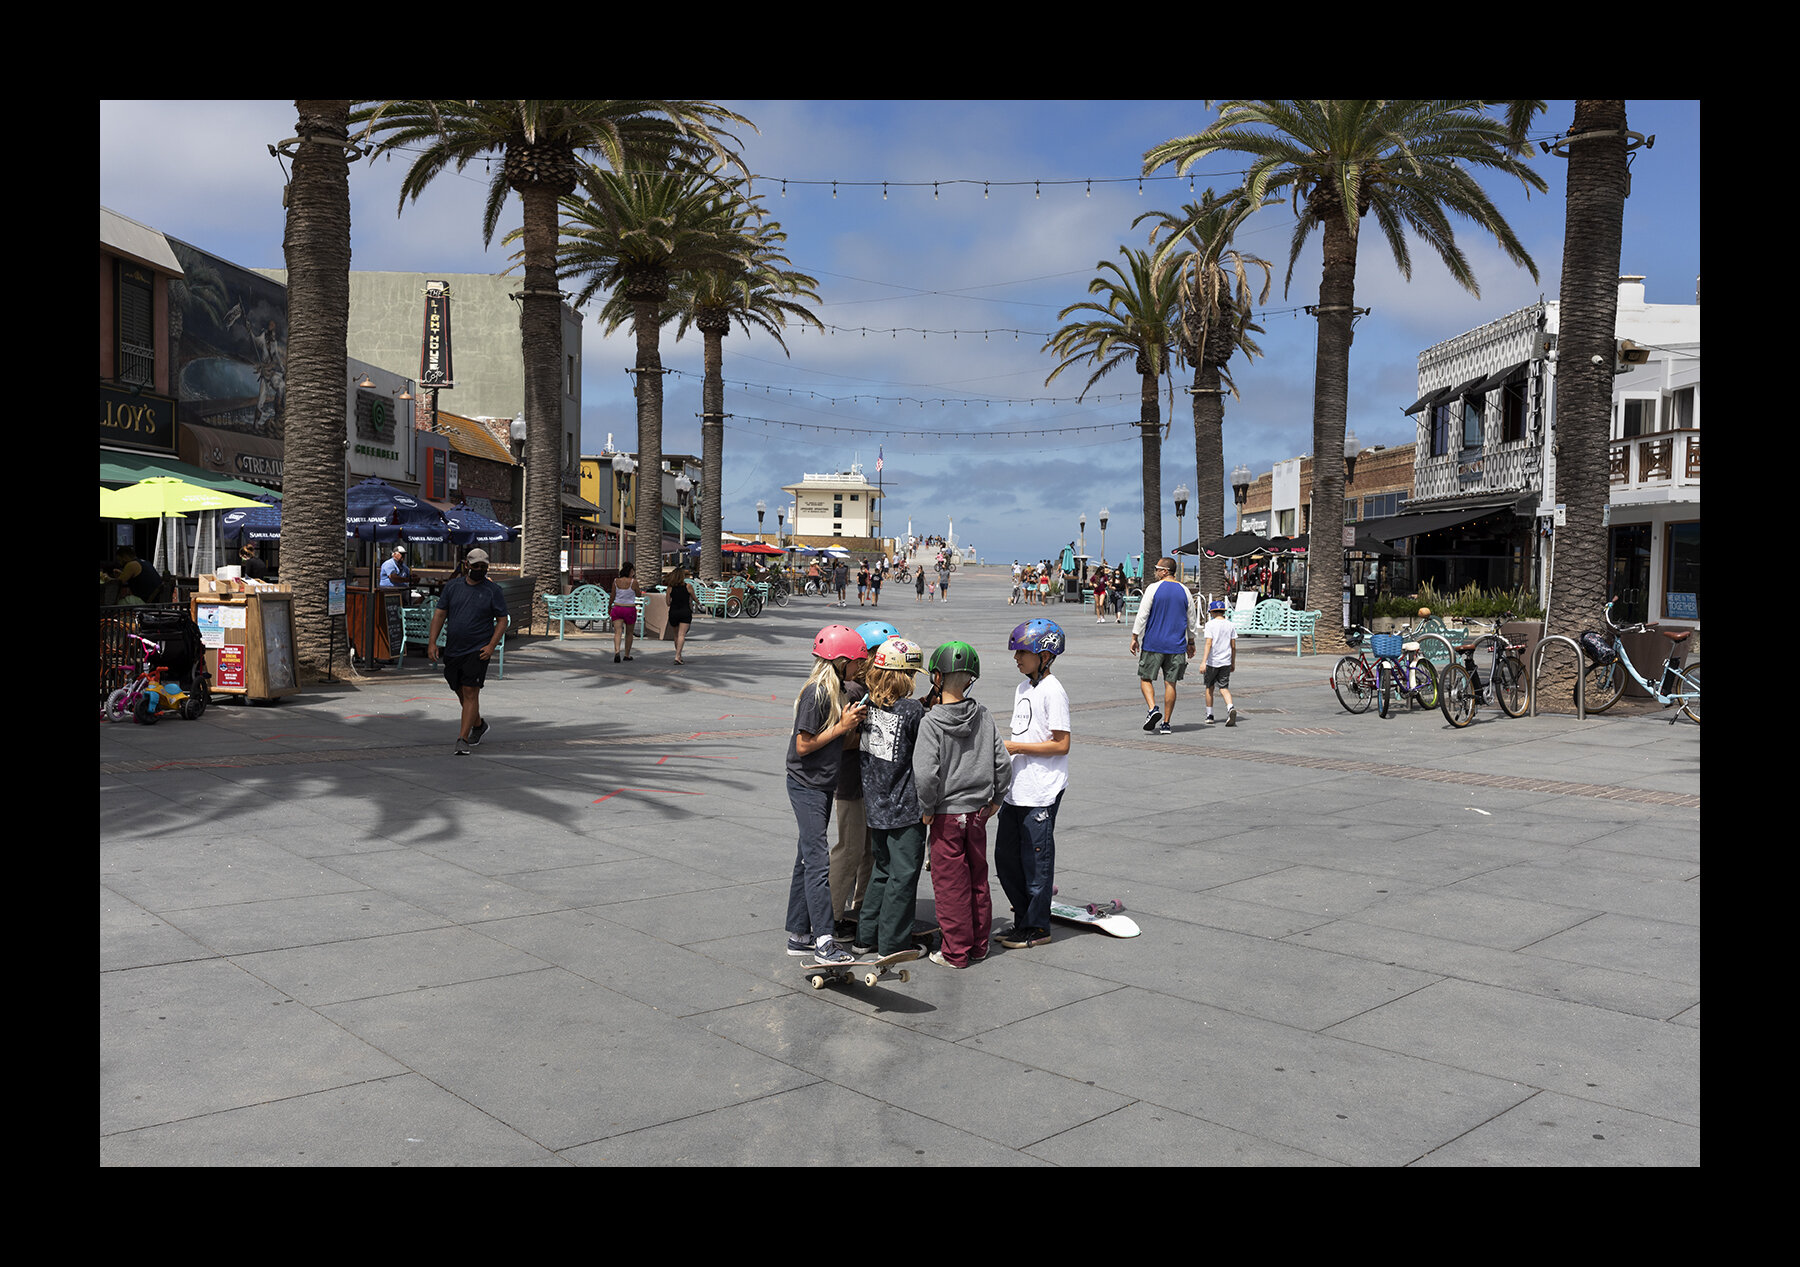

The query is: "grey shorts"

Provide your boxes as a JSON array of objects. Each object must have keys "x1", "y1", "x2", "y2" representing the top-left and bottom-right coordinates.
[
  {"x1": 1138, "y1": 650, "x2": 1187, "y2": 682},
  {"x1": 1204, "y1": 663, "x2": 1232, "y2": 689}
]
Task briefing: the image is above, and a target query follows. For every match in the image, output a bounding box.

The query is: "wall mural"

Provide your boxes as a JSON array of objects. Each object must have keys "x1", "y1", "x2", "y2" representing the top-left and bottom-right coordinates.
[{"x1": 167, "y1": 237, "x2": 288, "y2": 441}]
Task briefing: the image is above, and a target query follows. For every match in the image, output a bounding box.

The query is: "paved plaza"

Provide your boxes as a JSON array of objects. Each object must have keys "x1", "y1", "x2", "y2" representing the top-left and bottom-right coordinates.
[{"x1": 99, "y1": 563, "x2": 1700, "y2": 1166}]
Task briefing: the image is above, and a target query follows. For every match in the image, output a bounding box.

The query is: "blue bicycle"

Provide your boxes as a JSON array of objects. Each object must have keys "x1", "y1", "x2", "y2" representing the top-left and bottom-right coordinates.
[{"x1": 1579, "y1": 598, "x2": 1700, "y2": 725}]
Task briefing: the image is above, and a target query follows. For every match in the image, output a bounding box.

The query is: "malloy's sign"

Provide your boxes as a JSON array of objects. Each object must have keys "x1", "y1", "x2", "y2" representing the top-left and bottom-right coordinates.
[{"x1": 420, "y1": 280, "x2": 454, "y2": 389}]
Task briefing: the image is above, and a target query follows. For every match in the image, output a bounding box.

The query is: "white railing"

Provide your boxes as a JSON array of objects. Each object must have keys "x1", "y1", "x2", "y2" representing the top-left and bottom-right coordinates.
[{"x1": 1610, "y1": 429, "x2": 1700, "y2": 493}]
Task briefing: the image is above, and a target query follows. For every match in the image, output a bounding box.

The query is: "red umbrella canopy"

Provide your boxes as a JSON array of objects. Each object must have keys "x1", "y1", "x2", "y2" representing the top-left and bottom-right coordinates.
[{"x1": 722, "y1": 542, "x2": 785, "y2": 555}]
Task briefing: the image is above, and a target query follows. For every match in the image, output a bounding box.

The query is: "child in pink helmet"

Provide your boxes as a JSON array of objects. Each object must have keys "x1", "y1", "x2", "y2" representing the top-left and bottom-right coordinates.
[{"x1": 786, "y1": 626, "x2": 870, "y2": 965}]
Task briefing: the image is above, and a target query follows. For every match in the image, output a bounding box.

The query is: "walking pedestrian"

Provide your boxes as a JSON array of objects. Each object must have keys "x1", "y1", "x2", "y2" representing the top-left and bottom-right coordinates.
[
  {"x1": 1130, "y1": 557, "x2": 1197, "y2": 734},
  {"x1": 428, "y1": 549, "x2": 508, "y2": 756}
]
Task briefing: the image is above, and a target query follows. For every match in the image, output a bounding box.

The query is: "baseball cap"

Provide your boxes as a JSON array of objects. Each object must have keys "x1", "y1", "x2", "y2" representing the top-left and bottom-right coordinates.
[{"x1": 465, "y1": 549, "x2": 490, "y2": 565}]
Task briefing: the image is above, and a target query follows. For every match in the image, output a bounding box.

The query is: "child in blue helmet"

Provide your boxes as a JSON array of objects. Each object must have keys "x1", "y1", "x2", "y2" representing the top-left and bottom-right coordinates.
[{"x1": 996, "y1": 618, "x2": 1071, "y2": 949}]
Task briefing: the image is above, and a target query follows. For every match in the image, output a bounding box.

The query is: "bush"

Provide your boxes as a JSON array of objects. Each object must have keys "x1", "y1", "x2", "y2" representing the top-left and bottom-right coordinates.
[{"x1": 1369, "y1": 583, "x2": 1542, "y2": 621}]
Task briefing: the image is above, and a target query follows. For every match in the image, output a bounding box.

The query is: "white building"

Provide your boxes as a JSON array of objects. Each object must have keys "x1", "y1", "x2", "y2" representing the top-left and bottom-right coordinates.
[{"x1": 782, "y1": 465, "x2": 885, "y2": 539}]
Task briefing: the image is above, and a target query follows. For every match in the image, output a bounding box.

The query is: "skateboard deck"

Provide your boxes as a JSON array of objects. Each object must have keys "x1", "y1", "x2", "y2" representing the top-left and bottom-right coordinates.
[
  {"x1": 803, "y1": 946, "x2": 923, "y2": 989},
  {"x1": 1048, "y1": 897, "x2": 1140, "y2": 938}
]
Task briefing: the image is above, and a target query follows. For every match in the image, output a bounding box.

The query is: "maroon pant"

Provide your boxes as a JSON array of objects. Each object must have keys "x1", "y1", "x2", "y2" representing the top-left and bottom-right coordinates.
[{"x1": 928, "y1": 811, "x2": 992, "y2": 967}]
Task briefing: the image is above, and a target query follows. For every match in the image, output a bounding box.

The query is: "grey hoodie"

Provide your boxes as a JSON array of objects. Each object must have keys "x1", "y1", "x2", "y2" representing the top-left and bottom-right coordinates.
[{"x1": 912, "y1": 697, "x2": 1012, "y2": 814}]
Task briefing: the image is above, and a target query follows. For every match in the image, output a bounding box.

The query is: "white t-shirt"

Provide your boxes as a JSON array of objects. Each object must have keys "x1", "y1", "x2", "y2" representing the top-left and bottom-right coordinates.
[
  {"x1": 1006, "y1": 673, "x2": 1070, "y2": 806},
  {"x1": 1202, "y1": 616, "x2": 1237, "y2": 667}
]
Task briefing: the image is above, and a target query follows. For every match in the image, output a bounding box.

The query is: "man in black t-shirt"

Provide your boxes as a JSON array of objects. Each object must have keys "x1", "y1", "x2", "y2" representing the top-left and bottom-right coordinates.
[{"x1": 429, "y1": 548, "x2": 509, "y2": 756}]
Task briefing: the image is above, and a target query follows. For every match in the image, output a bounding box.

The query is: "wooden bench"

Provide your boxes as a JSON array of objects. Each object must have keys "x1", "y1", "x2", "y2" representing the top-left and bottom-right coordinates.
[{"x1": 542, "y1": 584, "x2": 608, "y2": 640}]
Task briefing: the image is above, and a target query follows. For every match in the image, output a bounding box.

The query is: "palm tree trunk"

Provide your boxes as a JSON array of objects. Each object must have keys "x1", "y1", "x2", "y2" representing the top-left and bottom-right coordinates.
[
  {"x1": 518, "y1": 183, "x2": 565, "y2": 630},
  {"x1": 1549, "y1": 101, "x2": 1628, "y2": 639},
  {"x1": 1139, "y1": 371, "x2": 1162, "y2": 567},
  {"x1": 1309, "y1": 209, "x2": 1357, "y2": 656},
  {"x1": 632, "y1": 292, "x2": 666, "y2": 595},
  {"x1": 1192, "y1": 362, "x2": 1227, "y2": 599},
  {"x1": 281, "y1": 100, "x2": 351, "y2": 677},
  {"x1": 699, "y1": 320, "x2": 726, "y2": 582}
]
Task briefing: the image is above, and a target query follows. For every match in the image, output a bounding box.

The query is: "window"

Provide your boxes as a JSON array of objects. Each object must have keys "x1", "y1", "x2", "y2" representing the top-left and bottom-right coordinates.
[
  {"x1": 1343, "y1": 498, "x2": 1357, "y2": 523},
  {"x1": 1666, "y1": 385, "x2": 1696, "y2": 430},
  {"x1": 1461, "y1": 394, "x2": 1484, "y2": 450},
  {"x1": 1619, "y1": 398, "x2": 1655, "y2": 438},
  {"x1": 1664, "y1": 521, "x2": 1700, "y2": 620},
  {"x1": 1500, "y1": 370, "x2": 1527, "y2": 443},
  {"x1": 849, "y1": 493, "x2": 859, "y2": 501},
  {"x1": 1430, "y1": 401, "x2": 1453, "y2": 456},
  {"x1": 117, "y1": 263, "x2": 155, "y2": 387},
  {"x1": 1362, "y1": 492, "x2": 1406, "y2": 520}
]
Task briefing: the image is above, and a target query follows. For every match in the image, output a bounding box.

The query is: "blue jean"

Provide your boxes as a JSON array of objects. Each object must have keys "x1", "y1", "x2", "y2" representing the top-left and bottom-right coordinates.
[
  {"x1": 995, "y1": 792, "x2": 1061, "y2": 930},
  {"x1": 786, "y1": 778, "x2": 836, "y2": 941}
]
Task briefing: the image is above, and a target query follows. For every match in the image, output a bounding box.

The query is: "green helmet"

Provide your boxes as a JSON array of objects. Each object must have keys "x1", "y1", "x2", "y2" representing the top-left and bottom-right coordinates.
[{"x1": 928, "y1": 640, "x2": 980, "y2": 680}]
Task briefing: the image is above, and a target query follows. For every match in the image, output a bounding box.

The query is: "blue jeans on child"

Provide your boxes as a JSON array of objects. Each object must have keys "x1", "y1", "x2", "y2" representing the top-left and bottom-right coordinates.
[
  {"x1": 786, "y1": 778, "x2": 836, "y2": 942},
  {"x1": 995, "y1": 792, "x2": 1062, "y2": 931}
]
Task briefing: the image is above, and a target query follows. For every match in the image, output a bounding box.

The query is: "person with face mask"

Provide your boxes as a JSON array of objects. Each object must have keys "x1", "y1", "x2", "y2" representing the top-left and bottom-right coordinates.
[{"x1": 428, "y1": 548, "x2": 509, "y2": 756}]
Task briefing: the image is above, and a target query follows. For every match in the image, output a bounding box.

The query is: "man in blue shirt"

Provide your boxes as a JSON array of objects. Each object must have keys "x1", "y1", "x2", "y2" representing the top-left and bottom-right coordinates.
[
  {"x1": 1129, "y1": 557, "x2": 1198, "y2": 734},
  {"x1": 428, "y1": 548, "x2": 508, "y2": 756},
  {"x1": 378, "y1": 545, "x2": 410, "y2": 587}
]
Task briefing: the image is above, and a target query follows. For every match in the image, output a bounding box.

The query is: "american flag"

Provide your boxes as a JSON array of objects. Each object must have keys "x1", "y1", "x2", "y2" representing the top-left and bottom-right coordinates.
[{"x1": 876, "y1": 447, "x2": 883, "y2": 473}]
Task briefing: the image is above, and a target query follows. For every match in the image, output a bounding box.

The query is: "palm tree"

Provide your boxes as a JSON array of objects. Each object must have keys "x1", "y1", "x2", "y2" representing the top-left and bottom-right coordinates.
[
  {"x1": 1145, "y1": 101, "x2": 1547, "y2": 650},
  {"x1": 1044, "y1": 246, "x2": 1183, "y2": 567},
  {"x1": 672, "y1": 201, "x2": 823, "y2": 581},
  {"x1": 280, "y1": 100, "x2": 353, "y2": 677},
  {"x1": 348, "y1": 100, "x2": 749, "y2": 623},
  {"x1": 1137, "y1": 189, "x2": 1275, "y2": 599},
  {"x1": 1546, "y1": 101, "x2": 1628, "y2": 638},
  {"x1": 551, "y1": 164, "x2": 757, "y2": 594}
]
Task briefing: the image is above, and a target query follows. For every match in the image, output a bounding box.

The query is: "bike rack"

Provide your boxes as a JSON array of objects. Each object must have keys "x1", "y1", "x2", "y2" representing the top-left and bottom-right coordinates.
[
  {"x1": 1415, "y1": 633, "x2": 1457, "y2": 674},
  {"x1": 1530, "y1": 634, "x2": 1586, "y2": 720}
]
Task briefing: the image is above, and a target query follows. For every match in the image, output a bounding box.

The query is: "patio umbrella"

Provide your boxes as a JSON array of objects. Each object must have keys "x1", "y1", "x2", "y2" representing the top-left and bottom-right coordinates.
[
  {"x1": 444, "y1": 502, "x2": 518, "y2": 544},
  {"x1": 1266, "y1": 534, "x2": 1309, "y2": 556},
  {"x1": 1200, "y1": 531, "x2": 1271, "y2": 559},
  {"x1": 345, "y1": 477, "x2": 450, "y2": 541},
  {"x1": 107, "y1": 476, "x2": 264, "y2": 518},
  {"x1": 99, "y1": 487, "x2": 145, "y2": 519},
  {"x1": 722, "y1": 541, "x2": 785, "y2": 555}
]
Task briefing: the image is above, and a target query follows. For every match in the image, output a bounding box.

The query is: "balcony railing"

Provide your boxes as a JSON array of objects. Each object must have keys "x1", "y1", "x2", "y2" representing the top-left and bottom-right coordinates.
[{"x1": 1609, "y1": 428, "x2": 1700, "y2": 494}]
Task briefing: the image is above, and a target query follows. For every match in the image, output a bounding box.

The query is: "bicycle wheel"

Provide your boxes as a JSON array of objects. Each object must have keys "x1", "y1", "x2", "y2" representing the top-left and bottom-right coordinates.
[
  {"x1": 1408, "y1": 658, "x2": 1440, "y2": 711},
  {"x1": 1376, "y1": 660, "x2": 1394, "y2": 718},
  {"x1": 1439, "y1": 663, "x2": 1476, "y2": 728},
  {"x1": 772, "y1": 586, "x2": 789, "y2": 607},
  {"x1": 104, "y1": 687, "x2": 133, "y2": 723},
  {"x1": 1583, "y1": 659, "x2": 1624, "y2": 713},
  {"x1": 725, "y1": 593, "x2": 744, "y2": 618},
  {"x1": 745, "y1": 594, "x2": 763, "y2": 617},
  {"x1": 1678, "y1": 662, "x2": 1700, "y2": 724},
  {"x1": 1332, "y1": 656, "x2": 1373, "y2": 714},
  {"x1": 1495, "y1": 654, "x2": 1529, "y2": 717}
]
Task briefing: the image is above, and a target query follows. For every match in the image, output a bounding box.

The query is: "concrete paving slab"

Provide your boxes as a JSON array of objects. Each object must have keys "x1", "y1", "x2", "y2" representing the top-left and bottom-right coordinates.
[
  {"x1": 101, "y1": 886, "x2": 217, "y2": 972},
  {"x1": 1336, "y1": 886, "x2": 1600, "y2": 950},
  {"x1": 1024, "y1": 1099, "x2": 1342, "y2": 1166},
  {"x1": 1323, "y1": 977, "x2": 1700, "y2": 1124},
  {"x1": 100, "y1": 1072, "x2": 560, "y2": 1166},
  {"x1": 229, "y1": 925, "x2": 551, "y2": 1006},
  {"x1": 1410, "y1": 1089, "x2": 1699, "y2": 1166}
]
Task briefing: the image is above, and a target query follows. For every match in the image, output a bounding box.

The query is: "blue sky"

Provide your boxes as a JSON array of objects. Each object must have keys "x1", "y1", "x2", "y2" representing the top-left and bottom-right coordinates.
[{"x1": 100, "y1": 100, "x2": 1699, "y2": 565}]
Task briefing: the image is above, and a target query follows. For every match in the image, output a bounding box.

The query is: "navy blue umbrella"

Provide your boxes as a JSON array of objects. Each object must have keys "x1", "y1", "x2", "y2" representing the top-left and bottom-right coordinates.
[
  {"x1": 345, "y1": 478, "x2": 451, "y2": 542},
  {"x1": 444, "y1": 502, "x2": 519, "y2": 545}
]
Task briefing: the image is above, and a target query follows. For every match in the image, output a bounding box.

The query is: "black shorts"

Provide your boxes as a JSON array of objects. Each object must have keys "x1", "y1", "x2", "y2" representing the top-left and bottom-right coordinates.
[
  {"x1": 443, "y1": 649, "x2": 491, "y2": 693},
  {"x1": 1203, "y1": 664, "x2": 1232, "y2": 689}
]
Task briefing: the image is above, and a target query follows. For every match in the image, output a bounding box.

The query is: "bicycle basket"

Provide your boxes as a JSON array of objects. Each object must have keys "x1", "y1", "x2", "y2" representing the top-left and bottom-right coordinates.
[
  {"x1": 1370, "y1": 633, "x2": 1404, "y2": 659},
  {"x1": 1578, "y1": 631, "x2": 1615, "y2": 665}
]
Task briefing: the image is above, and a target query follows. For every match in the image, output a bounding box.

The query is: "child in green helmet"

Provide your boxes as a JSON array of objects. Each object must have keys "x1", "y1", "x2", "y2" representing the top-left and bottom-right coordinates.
[{"x1": 911, "y1": 641, "x2": 1011, "y2": 968}]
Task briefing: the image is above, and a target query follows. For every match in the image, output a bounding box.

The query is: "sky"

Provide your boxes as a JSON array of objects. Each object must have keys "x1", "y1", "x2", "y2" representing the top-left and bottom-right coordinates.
[{"x1": 99, "y1": 100, "x2": 1699, "y2": 565}]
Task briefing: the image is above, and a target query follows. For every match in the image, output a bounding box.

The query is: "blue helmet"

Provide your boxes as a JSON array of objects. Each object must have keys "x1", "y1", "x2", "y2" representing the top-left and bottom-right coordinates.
[
  {"x1": 856, "y1": 620, "x2": 900, "y2": 650},
  {"x1": 1009, "y1": 618, "x2": 1065, "y2": 656}
]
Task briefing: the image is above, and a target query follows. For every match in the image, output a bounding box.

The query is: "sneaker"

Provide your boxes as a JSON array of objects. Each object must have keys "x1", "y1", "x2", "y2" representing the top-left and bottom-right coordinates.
[
  {"x1": 1205, "y1": 715, "x2": 1216, "y2": 726},
  {"x1": 928, "y1": 950, "x2": 965, "y2": 969},
  {"x1": 834, "y1": 917, "x2": 858, "y2": 942},
  {"x1": 1157, "y1": 722, "x2": 1173, "y2": 735},
  {"x1": 468, "y1": 718, "x2": 489, "y2": 746},
  {"x1": 1225, "y1": 708, "x2": 1237, "y2": 727},
  {"x1": 852, "y1": 936, "x2": 877, "y2": 956},
  {"x1": 454, "y1": 736, "x2": 471, "y2": 756},
  {"x1": 1000, "y1": 926, "x2": 1051, "y2": 949},
  {"x1": 786, "y1": 934, "x2": 816, "y2": 957},
  {"x1": 1143, "y1": 707, "x2": 1163, "y2": 732},
  {"x1": 812, "y1": 938, "x2": 855, "y2": 966}
]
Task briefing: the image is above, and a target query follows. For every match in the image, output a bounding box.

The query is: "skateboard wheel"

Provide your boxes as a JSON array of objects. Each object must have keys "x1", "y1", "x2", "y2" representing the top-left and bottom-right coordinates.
[
  {"x1": 810, "y1": 974, "x2": 827, "y2": 989},
  {"x1": 1086, "y1": 904, "x2": 1100, "y2": 916},
  {"x1": 864, "y1": 972, "x2": 880, "y2": 987},
  {"x1": 1112, "y1": 900, "x2": 1126, "y2": 913},
  {"x1": 897, "y1": 970, "x2": 910, "y2": 984}
]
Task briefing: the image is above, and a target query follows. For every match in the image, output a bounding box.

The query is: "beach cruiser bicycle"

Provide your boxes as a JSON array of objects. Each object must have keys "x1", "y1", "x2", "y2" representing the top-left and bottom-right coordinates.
[
  {"x1": 1578, "y1": 598, "x2": 1700, "y2": 725},
  {"x1": 1437, "y1": 615, "x2": 1529, "y2": 728},
  {"x1": 1333, "y1": 623, "x2": 1439, "y2": 717}
]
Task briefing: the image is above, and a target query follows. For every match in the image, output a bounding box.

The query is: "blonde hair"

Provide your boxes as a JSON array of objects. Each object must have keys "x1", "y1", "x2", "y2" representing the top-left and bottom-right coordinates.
[
  {"x1": 793, "y1": 656, "x2": 847, "y2": 732},
  {"x1": 865, "y1": 665, "x2": 918, "y2": 710}
]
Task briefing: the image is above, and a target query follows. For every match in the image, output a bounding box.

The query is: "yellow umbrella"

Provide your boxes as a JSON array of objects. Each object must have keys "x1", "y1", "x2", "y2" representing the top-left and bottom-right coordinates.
[
  {"x1": 107, "y1": 476, "x2": 264, "y2": 517},
  {"x1": 99, "y1": 487, "x2": 159, "y2": 519}
]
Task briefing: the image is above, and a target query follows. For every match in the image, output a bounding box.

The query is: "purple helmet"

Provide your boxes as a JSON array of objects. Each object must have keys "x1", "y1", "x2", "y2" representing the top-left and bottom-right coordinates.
[{"x1": 1008, "y1": 618, "x2": 1065, "y2": 656}]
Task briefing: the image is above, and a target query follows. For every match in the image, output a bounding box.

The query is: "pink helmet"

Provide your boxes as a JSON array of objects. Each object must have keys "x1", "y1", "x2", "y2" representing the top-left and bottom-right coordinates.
[{"x1": 813, "y1": 624, "x2": 870, "y2": 662}]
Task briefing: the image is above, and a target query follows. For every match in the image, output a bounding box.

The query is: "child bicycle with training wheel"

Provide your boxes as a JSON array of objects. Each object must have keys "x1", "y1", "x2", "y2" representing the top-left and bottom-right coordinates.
[
  {"x1": 102, "y1": 632, "x2": 209, "y2": 724},
  {"x1": 1578, "y1": 598, "x2": 1699, "y2": 724}
]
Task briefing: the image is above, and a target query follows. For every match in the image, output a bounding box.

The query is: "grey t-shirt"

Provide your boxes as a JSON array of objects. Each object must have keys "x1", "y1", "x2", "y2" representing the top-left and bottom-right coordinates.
[{"x1": 786, "y1": 681, "x2": 842, "y2": 790}]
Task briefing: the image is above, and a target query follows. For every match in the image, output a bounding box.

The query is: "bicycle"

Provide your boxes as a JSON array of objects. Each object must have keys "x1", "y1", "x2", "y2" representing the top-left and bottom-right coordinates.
[
  {"x1": 1437, "y1": 615, "x2": 1529, "y2": 728},
  {"x1": 766, "y1": 572, "x2": 792, "y2": 607},
  {"x1": 1578, "y1": 598, "x2": 1700, "y2": 724},
  {"x1": 1333, "y1": 626, "x2": 1438, "y2": 717}
]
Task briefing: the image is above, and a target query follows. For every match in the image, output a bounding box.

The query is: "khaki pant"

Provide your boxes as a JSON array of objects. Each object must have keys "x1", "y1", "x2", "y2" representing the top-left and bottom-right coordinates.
[{"x1": 830, "y1": 795, "x2": 873, "y2": 918}]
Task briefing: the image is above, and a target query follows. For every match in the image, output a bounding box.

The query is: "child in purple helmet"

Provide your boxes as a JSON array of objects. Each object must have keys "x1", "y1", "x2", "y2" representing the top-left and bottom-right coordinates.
[{"x1": 996, "y1": 619, "x2": 1070, "y2": 949}]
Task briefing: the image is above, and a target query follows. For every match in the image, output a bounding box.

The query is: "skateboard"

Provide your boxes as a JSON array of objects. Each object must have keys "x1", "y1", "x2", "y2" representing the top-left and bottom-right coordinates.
[
  {"x1": 1047, "y1": 895, "x2": 1141, "y2": 938},
  {"x1": 804, "y1": 946, "x2": 923, "y2": 989}
]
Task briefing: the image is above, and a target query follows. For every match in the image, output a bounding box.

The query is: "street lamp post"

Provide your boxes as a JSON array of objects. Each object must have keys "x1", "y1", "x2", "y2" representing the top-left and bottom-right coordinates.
[
  {"x1": 1343, "y1": 430, "x2": 1362, "y2": 628},
  {"x1": 1098, "y1": 507, "x2": 1109, "y2": 569},
  {"x1": 756, "y1": 499, "x2": 766, "y2": 541},
  {"x1": 675, "y1": 472, "x2": 692, "y2": 567},
  {"x1": 1079, "y1": 512, "x2": 1086, "y2": 560},
  {"x1": 612, "y1": 452, "x2": 637, "y2": 575},
  {"x1": 1231, "y1": 465, "x2": 1251, "y2": 533},
  {"x1": 777, "y1": 507, "x2": 785, "y2": 547},
  {"x1": 1173, "y1": 483, "x2": 1189, "y2": 581}
]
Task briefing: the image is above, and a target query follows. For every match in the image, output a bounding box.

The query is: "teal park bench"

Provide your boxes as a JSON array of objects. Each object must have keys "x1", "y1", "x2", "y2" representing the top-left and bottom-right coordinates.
[
  {"x1": 542, "y1": 584, "x2": 608, "y2": 640},
  {"x1": 1233, "y1": 598, "x2": 1323, "y2": 657}
]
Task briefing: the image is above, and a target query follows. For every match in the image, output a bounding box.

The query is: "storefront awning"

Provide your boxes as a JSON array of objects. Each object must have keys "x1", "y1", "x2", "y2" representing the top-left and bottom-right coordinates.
[
  {"x1": 1403, "y1": 386, "x2": 1450, "y2": 416},
  {"x1": 1355, "y1": 500, "x2": 1522, "y2": 547},
  {"x1": 100, "y1": 448, "x2": 280, "y2": 500},
  {"x1": 560, "y1": 490, "x2": 605, "y2": 517},
  {"x1": 1472, "y1": 360, "x2": 1530, "y2": 394}
]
